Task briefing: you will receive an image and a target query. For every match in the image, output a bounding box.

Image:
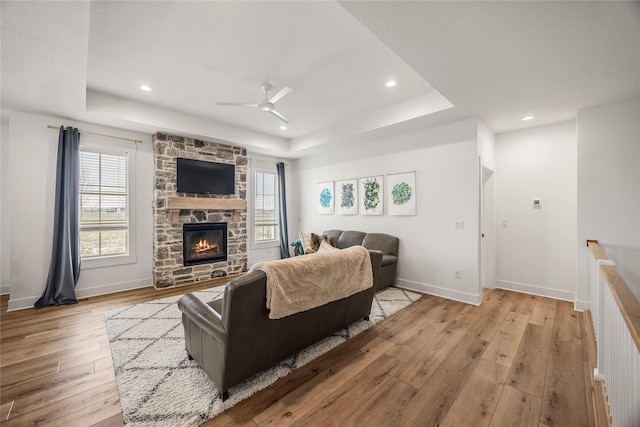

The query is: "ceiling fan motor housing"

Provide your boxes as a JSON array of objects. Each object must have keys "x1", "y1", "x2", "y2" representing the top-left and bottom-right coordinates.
[{"x1": 259, "y1": 102, "x2": 275, "y2": 111}]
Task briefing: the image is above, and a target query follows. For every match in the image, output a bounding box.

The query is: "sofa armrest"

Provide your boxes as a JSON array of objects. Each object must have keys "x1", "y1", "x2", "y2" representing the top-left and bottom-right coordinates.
[
  {"x1": 368, "y1": 249, "x2": 383, "y2": 290},
  {"x1": 178, "y1": 293, "x2": 227, "y2": 342},
  {"x1": 362, "y1": 233, "x2": 399, "y2": 256}
]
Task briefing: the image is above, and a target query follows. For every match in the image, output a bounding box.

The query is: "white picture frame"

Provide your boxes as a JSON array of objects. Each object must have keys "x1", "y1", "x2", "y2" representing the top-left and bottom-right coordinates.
[
  {"x1": 336, "y1": 179, "x2": 358, "y2": 215},
  {"x1": 359, "y1": 175, "x2": 384, "y2": 215},
  {"x1": 387, "y1": 171, "x2": 416, "y2": 215},
  {"x1": 317, "y1": 181, "x2": 335, "y2": 214}
]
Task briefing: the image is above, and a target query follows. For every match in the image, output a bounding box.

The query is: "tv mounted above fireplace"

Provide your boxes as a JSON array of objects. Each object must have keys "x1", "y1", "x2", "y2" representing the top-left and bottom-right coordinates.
[{"x1": 176, "y1": 157, "x2": 235, "y2": 195}]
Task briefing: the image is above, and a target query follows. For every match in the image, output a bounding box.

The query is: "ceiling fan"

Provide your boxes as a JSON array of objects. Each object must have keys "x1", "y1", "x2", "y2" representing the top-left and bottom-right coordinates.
[{"x1": 216, "y1": 83, "x2": 293, "y2": 124}]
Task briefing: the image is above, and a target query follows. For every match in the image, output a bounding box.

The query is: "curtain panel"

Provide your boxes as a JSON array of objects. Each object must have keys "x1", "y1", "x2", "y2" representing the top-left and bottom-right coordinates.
[
  {"x1": 276, "y1": 162, "x2": 290, "y2": 258},
  {"x1": 35, "y1": 126, "x2": 81, "y2": 307}
]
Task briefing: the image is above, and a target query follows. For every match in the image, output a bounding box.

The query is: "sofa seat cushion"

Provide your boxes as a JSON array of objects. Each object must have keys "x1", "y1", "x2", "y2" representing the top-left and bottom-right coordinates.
[{"x1": 381, "y1": 254, "x2": 397, "y2": 267}]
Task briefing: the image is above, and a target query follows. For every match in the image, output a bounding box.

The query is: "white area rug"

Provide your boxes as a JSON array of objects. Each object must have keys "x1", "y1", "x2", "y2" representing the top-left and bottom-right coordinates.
[{"x1": 104, "y1": 286, "x2": 421, "y2": 427}]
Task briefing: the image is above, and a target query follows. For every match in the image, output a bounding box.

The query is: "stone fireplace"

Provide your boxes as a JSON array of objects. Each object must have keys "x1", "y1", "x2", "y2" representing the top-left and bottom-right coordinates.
[{"x1": 152, "y1": 132, "x2": 248, "y2": 288}]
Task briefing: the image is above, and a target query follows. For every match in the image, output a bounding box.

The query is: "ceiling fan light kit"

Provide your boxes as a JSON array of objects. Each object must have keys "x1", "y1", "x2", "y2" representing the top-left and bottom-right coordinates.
[{"x1": 217, "y1": 83, "x2": 293, "y2": 124}]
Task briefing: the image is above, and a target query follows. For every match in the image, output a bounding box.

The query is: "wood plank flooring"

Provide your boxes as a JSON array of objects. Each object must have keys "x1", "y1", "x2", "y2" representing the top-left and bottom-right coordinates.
[{"x1": 1, "y1": 283, "x2": 606, "y2": 426}]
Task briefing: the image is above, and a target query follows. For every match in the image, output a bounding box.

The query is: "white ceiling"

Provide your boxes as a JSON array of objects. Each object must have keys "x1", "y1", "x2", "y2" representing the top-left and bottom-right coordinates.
[{"x1": 2, "y1": 1, "x2": 639, "y2": 158}]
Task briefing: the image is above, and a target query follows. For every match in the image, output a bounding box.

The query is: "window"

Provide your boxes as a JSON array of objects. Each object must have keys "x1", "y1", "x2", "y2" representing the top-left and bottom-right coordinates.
[
  {"x1": 253, "y1": 169, "x2": 279, "y2": 244},
  {"x1": 79, "y1": 149, "x2": 131, "y2": 261}
]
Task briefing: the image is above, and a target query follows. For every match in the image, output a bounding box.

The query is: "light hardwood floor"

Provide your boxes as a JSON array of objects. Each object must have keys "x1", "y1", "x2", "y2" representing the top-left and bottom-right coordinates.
[{"x1": 1, "y1": 282, "x2": 604, "y2": 426}]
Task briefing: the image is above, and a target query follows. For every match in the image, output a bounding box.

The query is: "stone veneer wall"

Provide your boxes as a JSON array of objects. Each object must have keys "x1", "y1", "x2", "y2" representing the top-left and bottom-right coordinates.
[{"x1": 152, "y1": 132, "x2": 248, "y2": 288}]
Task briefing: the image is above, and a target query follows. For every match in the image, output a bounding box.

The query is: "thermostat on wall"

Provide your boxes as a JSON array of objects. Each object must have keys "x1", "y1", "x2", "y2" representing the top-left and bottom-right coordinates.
[{"x1": 533, "y1": 199, "x2": 542, "y2": 209}]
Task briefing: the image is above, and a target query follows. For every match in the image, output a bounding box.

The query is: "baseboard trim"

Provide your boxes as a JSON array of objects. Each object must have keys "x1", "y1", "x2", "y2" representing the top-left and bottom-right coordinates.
[
  {"x1": 7, "y1": 296, "x2": 40, "y2": 312},
  {"x1": 0, "y1": 284, "x2": 10, "y2": 295},
  {"x1": 7, "y1": 277, "x2": 153, "y2": 312},
  {"x1": 75, "y1": 278, "x2": 153, "y2": 299},
  {"x1": 574, "y1": 299, "x2": 592, "y2": 312},
  {"x1": 395, "y1": 278, "x2": 481, "y2": 305},
  {"x1": 495, "y1": 279, "x2": 575, "y2": 303}
]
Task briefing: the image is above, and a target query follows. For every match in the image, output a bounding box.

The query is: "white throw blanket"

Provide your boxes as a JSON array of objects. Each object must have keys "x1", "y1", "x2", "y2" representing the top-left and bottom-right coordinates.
[{"x1": 250, "y1": 245, "x2": 373, "y2": 319}]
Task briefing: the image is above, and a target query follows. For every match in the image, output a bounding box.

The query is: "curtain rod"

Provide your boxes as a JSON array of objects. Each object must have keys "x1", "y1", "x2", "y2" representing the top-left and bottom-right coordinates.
[{"x1": 47, "y1": 125, "x2": 143, "y2": 144}]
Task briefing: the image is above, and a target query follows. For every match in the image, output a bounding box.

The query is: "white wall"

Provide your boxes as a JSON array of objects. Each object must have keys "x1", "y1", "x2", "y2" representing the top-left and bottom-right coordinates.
[
  {"x1": 1, "y1": 123, "x2": 9, "y2": 294},
  {"x1": 295, "y1": 119, "x2": 482, "y2": 304},
  {"x1": 5, "y1": 111, "x2": 154, "y2": 310},
  {"x1": 577, "y1": 98, "x2": 640, "y2": 304},
  {"x1": 478, "y1": 121, "x2": 496, "y2": 171},
  {"x1": 495, "y1": 120, "x2": 577, "y2": 302}
]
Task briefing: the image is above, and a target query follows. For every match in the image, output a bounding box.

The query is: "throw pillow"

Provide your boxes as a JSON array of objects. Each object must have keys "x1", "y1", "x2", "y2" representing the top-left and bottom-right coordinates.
[
  {"x1": 317, "y1": 240, "x2": 339, "y2": 253},
  {"x1": 299, "y1": 231, "x2": 314, "y2": 254},
  {"x1": 310, "y1": 233, "x2": 328, "y2": 252},
  {"x1": 290, "y1": 239, "x2": 304, "y2": 256},
  {"x1": 298, "y1": 232, "x2": 329, "y2": 254}
]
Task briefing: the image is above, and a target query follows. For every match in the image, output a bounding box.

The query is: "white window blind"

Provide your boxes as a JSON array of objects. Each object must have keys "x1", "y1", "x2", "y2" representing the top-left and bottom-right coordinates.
[
  {"x1": 253, "y1": 170, "x2": 279, "y2": 243},
  {"x1": 79, "y1": 150, "x2": 129, "y2": 258}
]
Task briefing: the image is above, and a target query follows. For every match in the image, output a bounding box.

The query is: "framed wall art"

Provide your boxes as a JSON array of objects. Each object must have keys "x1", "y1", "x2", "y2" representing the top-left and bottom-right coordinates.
[
  {"x1": 359, "y1": 175, "x2": 383, "y2": 215},
  {"x1": 387, "y1": 171, "x2": 416, "y2": 215},
  {"x1": 336, "y1": 179, "x2": 358, "y2": 215},
  {"x1": 317, "y1": 181, "x2": 334, "y2": 214}
]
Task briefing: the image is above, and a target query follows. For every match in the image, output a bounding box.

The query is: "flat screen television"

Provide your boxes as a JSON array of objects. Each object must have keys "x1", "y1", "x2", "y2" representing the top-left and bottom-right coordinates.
[{"x1": 176, "y1": 158, "x2": 235, "y2": 195}]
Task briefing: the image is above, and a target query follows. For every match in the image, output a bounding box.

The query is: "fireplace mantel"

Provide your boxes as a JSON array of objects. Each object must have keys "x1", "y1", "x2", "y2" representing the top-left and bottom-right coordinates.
[{"x1": 166, "y1": 196, "x2": 246, "y2": 223}]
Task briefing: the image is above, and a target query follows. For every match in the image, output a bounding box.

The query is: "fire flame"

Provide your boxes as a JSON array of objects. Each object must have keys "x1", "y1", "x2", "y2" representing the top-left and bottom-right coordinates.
[{"x1": 192, "y1": 239, "x2": 219, "y2": 256}]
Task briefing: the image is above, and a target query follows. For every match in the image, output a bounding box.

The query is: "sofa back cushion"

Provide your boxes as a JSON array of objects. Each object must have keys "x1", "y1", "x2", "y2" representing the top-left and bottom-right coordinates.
[
  {"x1": 323, "y1": 229, "x2": 342, "y2": 247},
  {"x1": 362, "y1": 233, "x2": 399, "y2": 256},
  {"x1": 337, "y1": 231, "x2": 366, "y2": 249},
  {"x1": 324, "y1": 229, "x2": 398, "y2": 256}
]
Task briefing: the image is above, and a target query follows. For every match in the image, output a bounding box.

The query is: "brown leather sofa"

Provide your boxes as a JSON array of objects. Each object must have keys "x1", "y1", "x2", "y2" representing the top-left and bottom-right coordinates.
[
  {"x1": 323, "y1": 230, "x2": 399, "y2": 291},
  {"x1": 177, "y1": 250, "x2": 382, "y2": 401}
]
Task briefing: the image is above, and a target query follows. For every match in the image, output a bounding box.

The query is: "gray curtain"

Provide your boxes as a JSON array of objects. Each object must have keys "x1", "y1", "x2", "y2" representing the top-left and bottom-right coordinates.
[
  {"x1": 277, "y1": 162, "x2": 290, "y2": 258},
  {"x1": 35, "y1": 126, "x2": 81, "y2": 307}
]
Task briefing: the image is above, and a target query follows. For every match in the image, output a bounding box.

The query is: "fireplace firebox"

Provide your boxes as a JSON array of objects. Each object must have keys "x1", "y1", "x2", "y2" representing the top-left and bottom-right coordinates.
[{"x1": 183, "y1": 222, "x2": 227, "y2": 266}]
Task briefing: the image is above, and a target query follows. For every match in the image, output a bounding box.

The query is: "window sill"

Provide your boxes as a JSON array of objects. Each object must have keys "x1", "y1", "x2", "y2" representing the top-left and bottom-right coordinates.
[{"x1": 81, "y1": 253, "x2": 137, "y2": 269}]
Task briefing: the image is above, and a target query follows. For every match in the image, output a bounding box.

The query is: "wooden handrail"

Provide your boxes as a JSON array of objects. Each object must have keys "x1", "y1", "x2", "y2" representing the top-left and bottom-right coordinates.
[{"x1": 587, "y1": 240, "x2": 640, "y2": 352}]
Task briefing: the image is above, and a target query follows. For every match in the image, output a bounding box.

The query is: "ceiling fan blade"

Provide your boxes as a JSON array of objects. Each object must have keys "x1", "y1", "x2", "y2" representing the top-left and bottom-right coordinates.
[
  {"x1": 267, "y1": 87, "x2": 292, "y2": 104},
  {"x1": 216, "y1": 102, "x2": 259, "y2": 107},
  {"x1": 270, "y1": 109, "x2": 291, "y2": 124}
]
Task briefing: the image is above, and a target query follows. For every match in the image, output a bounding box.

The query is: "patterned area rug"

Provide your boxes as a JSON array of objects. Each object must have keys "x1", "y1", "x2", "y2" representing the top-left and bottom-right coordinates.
[{"x1": 104, "y1": 286, "x2": 421, "y2": 427}]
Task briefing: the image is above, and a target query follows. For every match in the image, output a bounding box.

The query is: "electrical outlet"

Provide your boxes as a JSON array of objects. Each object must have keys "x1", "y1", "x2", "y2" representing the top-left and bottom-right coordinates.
[
  {"x1": 454, "y1": 270, "x2": 461, "y2": 279},
  {"x1": 455, "y1": 221, "x2": 464, "y2": 230}
]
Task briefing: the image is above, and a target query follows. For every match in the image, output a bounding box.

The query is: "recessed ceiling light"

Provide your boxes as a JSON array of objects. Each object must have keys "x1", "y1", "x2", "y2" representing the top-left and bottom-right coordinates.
[
  {"x1": 280, "y1": 125, "x2": 287, "y2": 130},
  {"x1": 522, "y1": 115, "x2": 535, "y2": 121},
  {"x1": 386, "y1": 80, "x2": 397, "y2": 88},
  {"x1": 139, "y1": 84, "x2": 152, "y2": 92}
]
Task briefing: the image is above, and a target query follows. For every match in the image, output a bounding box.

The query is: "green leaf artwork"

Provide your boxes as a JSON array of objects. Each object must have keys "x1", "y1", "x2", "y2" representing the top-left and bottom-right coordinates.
[
  {"x1": 392, "y1": 182, "x2": 412, "y2": 205},
  {"x1": 363, "y1": 178, "x2": 380, "y2": 212}
]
